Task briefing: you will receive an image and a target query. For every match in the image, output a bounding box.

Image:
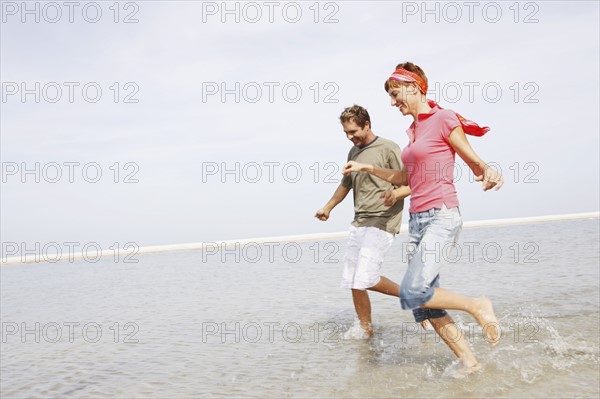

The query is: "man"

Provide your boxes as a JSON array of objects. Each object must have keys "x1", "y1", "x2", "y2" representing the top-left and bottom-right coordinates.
[{"x1": 315, "y1": 105, "x2": 410, "y2": 338}]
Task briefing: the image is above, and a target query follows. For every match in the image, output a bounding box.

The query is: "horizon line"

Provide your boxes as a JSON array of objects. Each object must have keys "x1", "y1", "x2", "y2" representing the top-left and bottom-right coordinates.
[{"x1": 2, "y1": 211, "x2": 599, "y2": 266}]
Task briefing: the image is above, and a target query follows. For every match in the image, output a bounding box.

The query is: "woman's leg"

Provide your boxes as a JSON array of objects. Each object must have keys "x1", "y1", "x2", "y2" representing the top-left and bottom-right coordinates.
[
  {"x1": 423, "y1": 288, "x2": 500, "y2": 346},
  {"x1": 406, "y1": 207, "x2": 500, "y2": 346},
  {"x1": 400, "y1": 206, "x2": 496, "y2": 368},
  {"x1": 429, "y1": 314, "x2": 479, "y2": 368}
]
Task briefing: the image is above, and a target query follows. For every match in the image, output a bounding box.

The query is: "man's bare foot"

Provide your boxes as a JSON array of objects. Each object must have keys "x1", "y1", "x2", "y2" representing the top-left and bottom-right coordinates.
[
  {"x1": 472, "y1": 297, "x2": 500, "y2": 346},
  {"x1": 342, "y1": 320, "x2": 373, "y2": 340}
]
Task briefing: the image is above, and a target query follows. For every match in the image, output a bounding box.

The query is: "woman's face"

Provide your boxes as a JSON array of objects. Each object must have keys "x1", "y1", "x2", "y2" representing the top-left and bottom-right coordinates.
[{"x1": 388, "y1": 83, "x2": 419, "y2": 116}]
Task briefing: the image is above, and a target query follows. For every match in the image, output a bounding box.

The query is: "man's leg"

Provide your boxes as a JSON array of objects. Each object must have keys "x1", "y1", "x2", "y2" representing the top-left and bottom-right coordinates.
[
  {"x1": 351, "y1": 289, "x2": 373, "y2": 336},
  {"x1": 348, "y1": 275, "x2": 398, "y2": 338},
  {"x1": 350, "y1": 276, "x2": 399, "y2": 337},
  {"x1": 340, "y1": 227, "x2": 372, "y2": 337},
  {"x1": 368, "y1": 276, "x2": 399, "y2": 296},
  {"x1": 347, "y1": 275, "x2": 400, "y2": 338},
  {"x1": 347, "y1": 227, "x2": 395, "y2": 337}
]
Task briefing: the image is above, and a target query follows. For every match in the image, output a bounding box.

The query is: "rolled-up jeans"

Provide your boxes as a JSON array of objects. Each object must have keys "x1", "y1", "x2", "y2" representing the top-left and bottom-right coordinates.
[{"x1": 400, "y1": 204, "x2": 462, "y2": 322}]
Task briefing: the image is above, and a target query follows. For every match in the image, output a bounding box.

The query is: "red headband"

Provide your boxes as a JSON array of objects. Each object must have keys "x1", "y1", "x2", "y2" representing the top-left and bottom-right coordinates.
[
  {"x1": 389, "y1": 68, "x2": 428, "y2": 94},
  {"x1": 389, "y1": 67, "x2": 489, "y2": 136}
]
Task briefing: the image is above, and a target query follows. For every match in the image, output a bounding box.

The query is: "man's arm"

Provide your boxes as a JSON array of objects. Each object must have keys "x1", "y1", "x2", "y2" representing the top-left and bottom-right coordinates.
[
  {"x1": 343, "y1": 161, "x2": 408, "y2": 186},
  {"x1": 315, "y1": 183, "x2": 351, "y2": 221}
]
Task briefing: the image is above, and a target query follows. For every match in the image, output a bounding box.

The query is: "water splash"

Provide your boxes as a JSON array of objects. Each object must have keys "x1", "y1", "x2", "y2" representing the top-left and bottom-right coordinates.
[{"x1": 342, "y1": 319, "x2": 371, "y2": 340}]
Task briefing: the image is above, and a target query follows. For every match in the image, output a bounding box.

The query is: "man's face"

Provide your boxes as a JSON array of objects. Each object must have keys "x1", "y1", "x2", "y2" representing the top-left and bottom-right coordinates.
[{"x1": 342, "y1": 120, "x2": 370, "y2": 147}]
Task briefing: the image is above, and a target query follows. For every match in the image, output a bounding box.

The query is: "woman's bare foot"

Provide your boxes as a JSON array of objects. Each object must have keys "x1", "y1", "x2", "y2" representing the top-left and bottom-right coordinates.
[
  {"x1": 457, "y1": 362, "x2": 482, "y2": 378},
  {"x1": 443, "y1": 360, "x2": 482, "y2": 379},
  {"x1": 472, "y1": 297, "x2": 500, "y2": 346}
]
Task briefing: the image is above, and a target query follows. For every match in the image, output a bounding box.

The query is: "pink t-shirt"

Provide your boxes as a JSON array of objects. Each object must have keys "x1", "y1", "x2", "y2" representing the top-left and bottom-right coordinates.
[{"x1": 401, "y1": 106, "x2": 462, "y2": 213}]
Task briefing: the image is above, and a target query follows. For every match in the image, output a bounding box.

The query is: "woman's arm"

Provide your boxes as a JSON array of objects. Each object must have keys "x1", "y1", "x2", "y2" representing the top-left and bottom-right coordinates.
[
  {"x1": 342, "y1": 161, "x2": 408, "y2": 186},
  {"x1": 447, "y1": 126, "x2": 504, "y2": 191}
]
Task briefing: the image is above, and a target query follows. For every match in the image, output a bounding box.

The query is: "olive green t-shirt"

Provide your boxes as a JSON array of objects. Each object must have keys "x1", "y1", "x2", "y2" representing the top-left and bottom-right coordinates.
[{"x1": 341, "y1": 136, "x2": 404, "y2": 234}]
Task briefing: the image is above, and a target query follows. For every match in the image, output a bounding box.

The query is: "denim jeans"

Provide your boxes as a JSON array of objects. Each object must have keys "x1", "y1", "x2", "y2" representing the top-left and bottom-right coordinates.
[{"x1": 399, "y1": 204, "x2": 462, "y2": 322}]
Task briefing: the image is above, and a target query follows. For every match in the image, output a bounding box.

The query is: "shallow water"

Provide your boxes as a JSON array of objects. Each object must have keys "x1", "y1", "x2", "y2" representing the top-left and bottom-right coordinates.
[{"x1": 1, "y1": 219, "x2": 599, "y2": 398}]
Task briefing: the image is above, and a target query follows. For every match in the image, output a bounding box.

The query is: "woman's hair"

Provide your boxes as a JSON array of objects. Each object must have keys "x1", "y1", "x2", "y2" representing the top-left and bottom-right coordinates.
[
  {"x1": 339, "y1": 105, "x2": 371, "y2": 129},
  {"x1": 384, "y1": 62, "x2": 428, "y2": 92}
]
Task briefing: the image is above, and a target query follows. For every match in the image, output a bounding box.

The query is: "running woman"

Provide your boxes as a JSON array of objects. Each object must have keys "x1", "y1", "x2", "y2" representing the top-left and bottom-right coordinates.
[{"x1": 343, "y1": 62, "x2": 504, "y2": 372}]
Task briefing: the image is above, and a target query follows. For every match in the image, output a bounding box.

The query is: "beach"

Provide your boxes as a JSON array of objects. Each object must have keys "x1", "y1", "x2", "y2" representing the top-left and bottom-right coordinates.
[{"x1": 1, "y1": 217, "x2": 599, "y2": 398}]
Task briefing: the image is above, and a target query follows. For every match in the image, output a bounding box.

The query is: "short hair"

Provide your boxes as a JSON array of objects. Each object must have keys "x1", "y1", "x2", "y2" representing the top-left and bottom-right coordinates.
[
  {"x1": 384, "y1": 62, "x2": 428, "y2": 92},
  {"x1": 339, "y1": 105, "x2": 371, "y2": 129}
]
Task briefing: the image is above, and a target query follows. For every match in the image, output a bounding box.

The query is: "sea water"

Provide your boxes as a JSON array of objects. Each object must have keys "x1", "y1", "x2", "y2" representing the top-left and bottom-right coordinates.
[{"x1": 1, "y1": 219, "x2": 599, "y2": 398}]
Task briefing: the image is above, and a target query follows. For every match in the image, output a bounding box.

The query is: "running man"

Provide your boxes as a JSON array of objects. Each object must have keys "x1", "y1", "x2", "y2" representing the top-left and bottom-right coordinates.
[{"x1": 315, "y1": 105, "x2": 410, "y2": 338}]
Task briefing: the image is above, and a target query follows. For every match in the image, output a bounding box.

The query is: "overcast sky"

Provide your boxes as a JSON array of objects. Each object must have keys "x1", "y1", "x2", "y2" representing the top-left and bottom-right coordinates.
[{"x1": 1, "y1": 1, "x2": 599, "y2": 253}]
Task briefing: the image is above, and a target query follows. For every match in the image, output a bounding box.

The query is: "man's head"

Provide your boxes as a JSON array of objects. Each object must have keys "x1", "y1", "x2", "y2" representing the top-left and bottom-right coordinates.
[{"x1": 339, "y1": 105, "x2": 375, "y2": 147}]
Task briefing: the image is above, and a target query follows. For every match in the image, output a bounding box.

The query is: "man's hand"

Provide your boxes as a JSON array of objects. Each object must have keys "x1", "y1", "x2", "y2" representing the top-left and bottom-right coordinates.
[
  {"x1": 475, "y1": 165, "x2": 504, "y2": 191},
  {"x1": 342, "y1": 161, "x2": 370, "y2": 176},
  {"x1": 380, "y1": 190, "x2": 397, "y2": 207},
  {"x1": 314, "y1": 208, "x2": 330, "y2": 221}
]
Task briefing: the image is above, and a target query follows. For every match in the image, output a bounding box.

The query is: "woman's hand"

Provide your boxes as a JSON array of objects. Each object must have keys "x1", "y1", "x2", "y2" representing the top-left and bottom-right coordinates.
[
  {"x1": 448, "y1": 126, "x2": 504, "y2": 191},
  {"x1": 342, "y1": 161, "x2": 371, "y2": 176},
  {"x1": 343, "y1": 162, "x2": 407, "y2": 186},
  {"x1": 475, "y1": 165, "x2": 504, "y2": 191}
]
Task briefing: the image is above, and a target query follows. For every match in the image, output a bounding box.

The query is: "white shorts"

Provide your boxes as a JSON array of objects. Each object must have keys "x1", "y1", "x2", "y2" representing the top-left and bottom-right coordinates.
[{"x1": 340, "y1": 226, "x2": 395, "y2": 290}]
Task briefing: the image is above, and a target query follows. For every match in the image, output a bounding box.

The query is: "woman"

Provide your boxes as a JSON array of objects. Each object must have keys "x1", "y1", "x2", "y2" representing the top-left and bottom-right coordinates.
[{"x1": 343, "y1": 62, "x2": 504, "y2": 373}]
